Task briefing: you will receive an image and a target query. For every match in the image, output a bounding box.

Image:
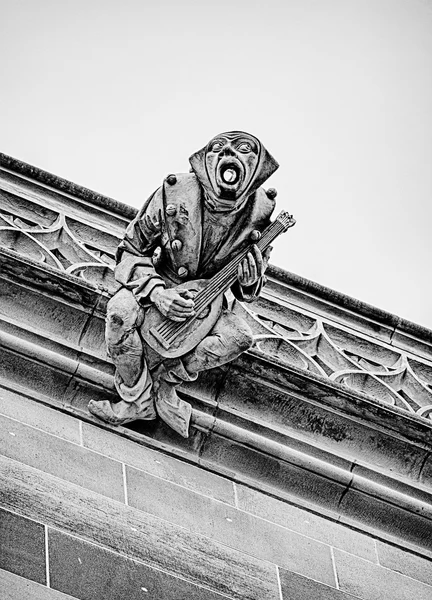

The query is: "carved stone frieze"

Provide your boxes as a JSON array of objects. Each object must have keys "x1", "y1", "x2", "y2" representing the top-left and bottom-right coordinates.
[
  {"x1": 0, "y1": 181, "x2": 120, "y2": 292},
  {"x1": 235, "y1": 294, "x2": 432, "y2": 422}
]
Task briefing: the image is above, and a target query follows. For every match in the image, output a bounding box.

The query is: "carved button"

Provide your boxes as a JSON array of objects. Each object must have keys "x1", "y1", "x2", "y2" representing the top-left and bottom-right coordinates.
[
  {"x1": 177, "y1": 267, "x2": 188, "y2": 278},
  {"x1": 171, "y1": 239, "x2": 182, "y2": 252},
  {"x1": 166, "y1": 174, "x2": 177, "y2": 185},
  {"x1": 166, "y1": 204, "x2": 177, "y2": 216},
  {"x1": 266, "y1": 187, "x2": 277, "y2": 199}
]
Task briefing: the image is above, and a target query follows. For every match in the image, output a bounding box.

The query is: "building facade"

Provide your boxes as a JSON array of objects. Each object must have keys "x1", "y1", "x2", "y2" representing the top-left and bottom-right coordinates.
[{"x1": 0, "y1": 152, "x2": 431, "y2": 599}]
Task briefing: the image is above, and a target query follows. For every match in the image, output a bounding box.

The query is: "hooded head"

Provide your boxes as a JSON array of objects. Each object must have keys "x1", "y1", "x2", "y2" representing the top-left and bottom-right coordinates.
[{"x1": 189, "y1": 131, "x2": 279, "y2": 212}]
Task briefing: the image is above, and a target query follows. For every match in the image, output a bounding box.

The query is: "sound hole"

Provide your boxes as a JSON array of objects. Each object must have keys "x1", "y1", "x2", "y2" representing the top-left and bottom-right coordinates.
[{"x1": 196, "y1": 306, "x2": 211, "y2": 320}]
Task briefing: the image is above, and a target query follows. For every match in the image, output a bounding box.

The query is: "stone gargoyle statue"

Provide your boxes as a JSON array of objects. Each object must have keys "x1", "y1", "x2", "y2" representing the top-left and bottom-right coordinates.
[{"x1": 88, "y1": 131, "x2": 295, "y2": 437}]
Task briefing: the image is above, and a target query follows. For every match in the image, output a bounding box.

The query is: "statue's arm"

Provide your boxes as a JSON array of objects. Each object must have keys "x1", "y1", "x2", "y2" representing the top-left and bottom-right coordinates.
[
  {"x1": 231, "y1": 230, "x2": 272, "y2": 303},
  {"x1": 114, "y1": 188, "x2": 166, "y2": 305}
]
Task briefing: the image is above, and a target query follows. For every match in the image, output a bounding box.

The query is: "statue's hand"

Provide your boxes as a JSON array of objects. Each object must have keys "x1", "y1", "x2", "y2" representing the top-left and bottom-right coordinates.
[
  {"x1": 149, "y1": 287, "x2": 195, "y2": 322},
  {"x1": 237, "y1": 245, "x2": 272, "y2": 287}
]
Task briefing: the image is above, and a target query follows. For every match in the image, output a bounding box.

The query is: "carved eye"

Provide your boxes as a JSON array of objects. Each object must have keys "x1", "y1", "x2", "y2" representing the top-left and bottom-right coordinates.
[
  {"x1": 237, "y1": 142, "x2": 252, "y2": 153},
  {"x1": 210, "y1": 140, "x2": 225, "y2": 152}
]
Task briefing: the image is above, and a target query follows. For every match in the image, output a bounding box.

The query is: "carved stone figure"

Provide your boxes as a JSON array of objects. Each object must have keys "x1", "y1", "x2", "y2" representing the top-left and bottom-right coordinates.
[{"x1": 89, "y1": 131, "x2": 290, "y2": 437}]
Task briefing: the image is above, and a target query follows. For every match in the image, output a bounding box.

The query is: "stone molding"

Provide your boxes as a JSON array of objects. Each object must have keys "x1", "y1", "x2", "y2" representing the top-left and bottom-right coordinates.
[{"x1": 1, "y1": 152, "x2": 432, "y2": 556}]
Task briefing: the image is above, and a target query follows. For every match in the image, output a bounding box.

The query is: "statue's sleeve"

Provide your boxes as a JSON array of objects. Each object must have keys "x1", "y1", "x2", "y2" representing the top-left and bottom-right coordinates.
[
  {"x1": 229, "y1": 194, "x2": 274, "y2": 303},
  {"x1": 114, "y1": 187, "x2": 166, "y2": 305}
]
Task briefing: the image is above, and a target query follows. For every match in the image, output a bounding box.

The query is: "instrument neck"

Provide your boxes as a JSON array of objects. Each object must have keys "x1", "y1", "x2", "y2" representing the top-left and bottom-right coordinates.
[{"x1": 203, "y1": 219, "x2": 285, "y2": 303}]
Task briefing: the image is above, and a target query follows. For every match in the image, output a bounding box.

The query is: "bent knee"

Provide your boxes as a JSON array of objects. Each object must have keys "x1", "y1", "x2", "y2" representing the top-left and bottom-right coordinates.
[
  {"x1": 106, "y1": 289, "x2": 143, "y2": 347},
  {"x1": 234, "y1": 326, "x2": 254, "y2": 353},
  {"x1": 107, "y1": 288, "x2": 142, "y2": 328},
  {"x1": 107, "y1": 288, "x2": 138, "y2": 316}
]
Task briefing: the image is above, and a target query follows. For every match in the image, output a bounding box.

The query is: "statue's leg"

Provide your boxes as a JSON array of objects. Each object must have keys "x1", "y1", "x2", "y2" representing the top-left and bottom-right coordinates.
[
  {"x1": 183, "y1": 309, "x2": 254, "y2": 374},
  {"x1": 151, "y1": 309, "x2": 253, "y2": 438},
  {"x1": 105, "y1": 288, "x2": 145, "y2": 387},
  {"x1": 88, "y1": 288, "x2": 156, "y2": 425},
  {"x1": 150, "y1": 360, "x2": 193, "y2": 439}
]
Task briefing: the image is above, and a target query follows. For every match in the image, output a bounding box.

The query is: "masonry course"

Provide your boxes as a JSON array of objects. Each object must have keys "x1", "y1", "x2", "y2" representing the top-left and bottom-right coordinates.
[{"x1": 1, "y1": 152, "x2": 432, "y2": 599}]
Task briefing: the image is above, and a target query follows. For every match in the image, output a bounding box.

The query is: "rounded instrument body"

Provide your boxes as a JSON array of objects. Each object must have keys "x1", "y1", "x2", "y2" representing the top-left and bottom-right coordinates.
[{"x1": 141, "y1": 279, "x2": 224, "y2": 359}]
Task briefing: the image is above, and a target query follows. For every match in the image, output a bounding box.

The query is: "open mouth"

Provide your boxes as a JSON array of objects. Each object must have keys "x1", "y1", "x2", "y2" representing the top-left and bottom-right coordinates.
[{"x1": 220, "y1": 163, "x2": 241, "y2": 185}]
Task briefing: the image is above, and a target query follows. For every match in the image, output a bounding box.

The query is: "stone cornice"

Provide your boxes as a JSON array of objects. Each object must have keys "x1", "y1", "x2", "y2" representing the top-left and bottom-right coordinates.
[
  {"x1": 0, "y1": 152, "x2": 135, "y2": 221},
  {"x1": 1, "y1": 249, "x2": 432, "y2": 556},
  {"x1": 266, "y1": 266, "x2": 432, "y2": 361},
  {"x1": 2, "y1": 249, "x2": 431, "y2": 445},
  {"x1": 1, "y1": 152, "x2": 432, "y2": 556}
]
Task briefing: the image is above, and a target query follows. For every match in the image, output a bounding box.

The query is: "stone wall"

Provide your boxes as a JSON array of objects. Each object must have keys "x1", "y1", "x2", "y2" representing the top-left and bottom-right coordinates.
[
  {"x1": 1, "y1": 153, "x2": 431, "y2": 599},
  {"x1": 2, "y1": 389, "x2": 431, "y2": 600}
]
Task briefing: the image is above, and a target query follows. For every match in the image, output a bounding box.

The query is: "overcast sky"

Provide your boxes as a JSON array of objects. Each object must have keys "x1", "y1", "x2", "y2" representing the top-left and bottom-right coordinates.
[{"x1": 1, "y1": 0, "x2": 431, "y2": 328}]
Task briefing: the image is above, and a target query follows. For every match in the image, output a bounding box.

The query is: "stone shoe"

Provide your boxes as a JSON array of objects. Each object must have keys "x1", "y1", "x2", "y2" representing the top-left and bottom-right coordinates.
[
  {"x1": 88, "y1": 397, "x2": 157, "y2": 425},
  {"x1": 152, "y1": 368, "x2": 192, "y2": 438}
]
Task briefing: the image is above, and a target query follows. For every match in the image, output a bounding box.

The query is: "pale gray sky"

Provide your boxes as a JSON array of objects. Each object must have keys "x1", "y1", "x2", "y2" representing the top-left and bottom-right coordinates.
[{"x1": 1, "y1": 0, "x2": 431, "y2": 328}]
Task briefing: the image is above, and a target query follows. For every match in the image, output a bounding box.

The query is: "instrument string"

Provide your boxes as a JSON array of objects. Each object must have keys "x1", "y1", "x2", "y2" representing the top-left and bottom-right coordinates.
[
  {"x1": 160, "y1": 223, "x2": 285, "y2": 341},
  {"x1": 158, "y1": 221, "x2": 286, "y2": 342},
  {"x1": 158, "y1": 224, "x2": 281, "y2": 339},
  {"x1": 160, "y1": 222, "x2": 285, "y2": 341}
]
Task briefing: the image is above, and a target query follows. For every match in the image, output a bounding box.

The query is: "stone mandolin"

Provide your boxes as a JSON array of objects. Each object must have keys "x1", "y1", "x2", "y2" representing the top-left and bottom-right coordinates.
[{"x1": 142, "y1": 211, "x2": 296, "y2": 359}]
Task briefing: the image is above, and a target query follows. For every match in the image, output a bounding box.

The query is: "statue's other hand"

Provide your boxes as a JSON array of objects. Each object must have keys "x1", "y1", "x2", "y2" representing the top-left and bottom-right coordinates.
[
  {"x1": 150, "y1": 287, "x2": 195, "y2": 322},
  {"x1": 237, "y1": 245, "x2": 272, "y2": 287}
]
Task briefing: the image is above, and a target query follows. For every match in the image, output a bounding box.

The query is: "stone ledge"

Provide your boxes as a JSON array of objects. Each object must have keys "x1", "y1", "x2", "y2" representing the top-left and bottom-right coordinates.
[
  {"x1": 1, "y1": 253, "x2": 432, "y2": 554},
  {"x1": 2, "y1": 247, "x2": 431, "y2": 439},
  {"x1": 2, "y1": 303, "x2": 431, "y2": 468},
  {"x1": 0, "y1": 247, "x2": 107, "y2": 310},
  {"x1": 2, "y1": 196, "x2": 432, "y2": 556},
  {"x1": 0, "y1": 152, "x2": 135, "y2": 222},
  {"x1": 1, "y1": 372, "x2": 431, "y2": 559}
]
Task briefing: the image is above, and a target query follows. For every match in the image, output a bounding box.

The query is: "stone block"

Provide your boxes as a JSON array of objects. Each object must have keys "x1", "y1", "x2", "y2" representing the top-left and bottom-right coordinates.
[
  {"x1": 0, "y1": 454, "x2": 280, "y2": 600},
  {"x1": 279, "y1": 568, "x2": 355, "y2": 599},
  {"x1": 0, "y1": 344, "x2": 72, "y2": 403},
  {"x1": 0, "y1": 279, "x2": 90, "y2": 347},
  {"x1": 338, "y1": 486, "x2": 432, "y2": 551},
  {"x1": 126, "y1": 466, "x2": 336, "y2": 586},
  {"x1": 182, "y1": 365, "x2": 228, "y2": 405},
  {"x1": 200, "y1": 433, "x2": 346, "y2": 513},
  {"x1": 0, "y1": 508, "x2": 46, "y2": 584},
  {"x1": 236, "y1": 484, "x2": 377, "y2": 561},
  {"x1": 334, "y1": 549, "x2": 432, "y2": 600},
  {"x1": 0, "y1": 414, "x2": 124, "y2": 502},
  {"x1": 351, "y1": 463, "x2": 432, "y2": 511},
  {"x1": 74, "y1": 310, "x2": 107, "y2": 358},
  {"x1": 420, "y1": 453, "x2": 432, "y2": 487},
  {"x1": 376, "y1": 541, "x2": 432, "y2": 587},
  {"x1": 1, "y1": 568, "x2": 76, "y2": 600},
  {"x1": 48, "y1": 528, "x2": 231, "y2": 600},
  {"x1": 82, "y1": 423, "x2": 235, "y2": 505},
  {"x1": 67, "y1": 378, "x2": 117, "y2": 413},
  {"x1": 217, "y1": 362, "x2": 428, "y2": 483},
  {"x1": 390, "y1": 328, "x2": 432, "y2": 364},
  {"x1": 127, "y1": 413, "x2": 207, "y2": 455},
  {"x1": 0, "y1": 386, "x2": 80, "y2": 443}
]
